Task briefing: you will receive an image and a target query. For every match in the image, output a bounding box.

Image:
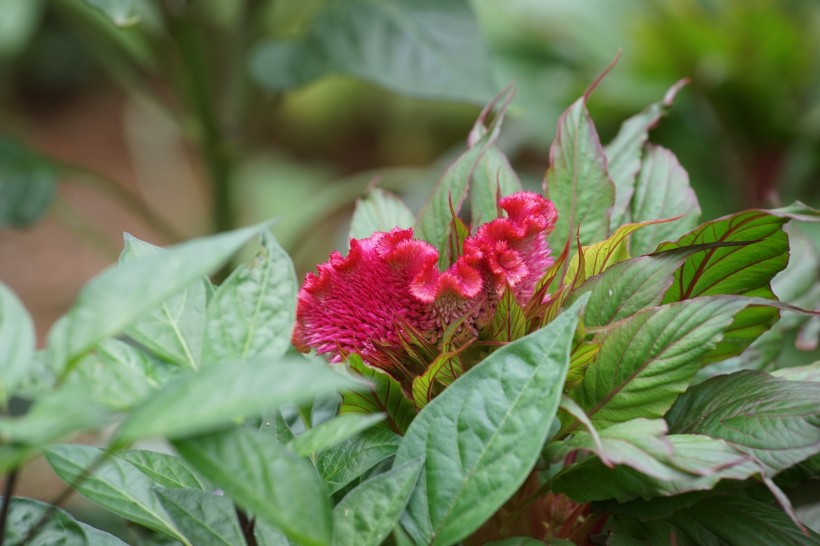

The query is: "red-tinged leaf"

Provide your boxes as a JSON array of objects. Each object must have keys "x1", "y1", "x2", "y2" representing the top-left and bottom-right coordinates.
[
  {"x1": 448, "y1": 195, "x2": 471, "y2": 264},
  {"x1": 524, "y1": 238, "x2": 571, "y2": 324},
  {"x1": 486, "y1": 288, "x2": 527, "y2": 343},
  {"x1": 341, "y1": 354, "x2": 417, "y2": 435},
  {"x1": 605, "y1": 80, "x2": 687, "y2": 229},
  {"x1": 412, "y1": 352, "x2": 463, "y2": 410},
  {"x1": 470, "y1": 146, "x2": 522, "y2": 228},
  {"x1": 565, "y1": 341, "x2": 600, "y2": 390}
]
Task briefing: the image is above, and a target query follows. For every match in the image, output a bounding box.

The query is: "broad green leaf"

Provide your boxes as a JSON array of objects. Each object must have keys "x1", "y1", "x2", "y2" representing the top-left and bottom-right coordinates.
[
  {"x1": 316, "y1": 426, "x2": 402, "y2": 494},
  {"x1": 628, "y1": 145, "x2": 700, "y2": 256},
  {"x1": 572, "y1": 297, "x2": 749, "y2": 429},
  {"x1": 666, "y1": 370, "x2": 820, "y2": 476},
  {"x1": 551, "y1": 433, "x2": 759, "y2": 502},
  {"x1": 395, "y1": 295, "x2": 588, "y2": 546},
  {"x1": 470, "y1": 146, "x2": 522, "y2": 227},
  {"x1": 46, "y1": 223, "x2": 267, "y2": 370},
  {"x1": 546, "y1": 94, "x2": 615, "y2": 251},
  {"x1": 120, "y1": 235, "x2": 207, "y2": 369},
  {"x1": 156, "y1": 488, "x2": 244, "y2": 546},
  {"x1": 341, "y1": 354, "x2": 417, "y2": 434},
  {"x1": 250, "y1": 0, "x2": 496, "y2": 104},
  {"x1": 0, "y1": 281, "x2": 35, "y2": 405},
  {"x1": 44, "y1": 445, "x2": 190, "y2": 545},
  {"x1": 0, "y1": 0, "x2": 43, "y2": 57},
  {"x1": 332, "y1": 458, "x2": 423, "y2": 546},
  {"x1": 0, "y1": 137, "x2": 58, "y2": 229},
  {"x1": 202, "y1": 231, "x2": 297, "y2": 364},
  {"x1": 174, "y1": 427, "x2": 331, "y2": 546},
  {"x1": 115, "y1": 355, "x2": 359, "y2": 445},
  {"x1": 117, "y1": 449, "x2": 209, "y2": 489},
  {"x1": 771, "y1": 362, "x2": 820, "y2": 382},
  {"x1": 289, "y1": 413, "x2": 386, "y2": 456},
  {"x1": 2, "y1": 496, "x2": 128, "y2": 546},
  {"x1": 259, "y1": 408, "x2": 295, "y2": 444},
  {"x1": 84, "y1": 0, "x2": 139, "y2": 26},
  {"x1": 350, "y1": 188, "x2": 415, "y2": 240},
  {"x1": 605, "y1": 80, "x2": 685, "y2": 229}
]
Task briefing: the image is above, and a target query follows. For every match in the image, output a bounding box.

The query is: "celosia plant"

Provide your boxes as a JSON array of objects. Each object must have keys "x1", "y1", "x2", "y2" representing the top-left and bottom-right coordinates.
[{"x1": 1, "y1": 76, "x2": 819, "y2": 546}]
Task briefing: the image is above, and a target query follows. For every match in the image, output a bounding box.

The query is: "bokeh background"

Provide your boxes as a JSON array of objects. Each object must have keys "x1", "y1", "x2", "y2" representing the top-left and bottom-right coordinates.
[{"x1": 1, "y1": 0, "x2": 819, "y2": 539}]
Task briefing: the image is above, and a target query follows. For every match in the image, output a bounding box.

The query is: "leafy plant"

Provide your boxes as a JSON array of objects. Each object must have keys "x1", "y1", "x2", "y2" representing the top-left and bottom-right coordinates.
[{"x1": 1, "y1": 72, "x2": 819, "y2": 546}]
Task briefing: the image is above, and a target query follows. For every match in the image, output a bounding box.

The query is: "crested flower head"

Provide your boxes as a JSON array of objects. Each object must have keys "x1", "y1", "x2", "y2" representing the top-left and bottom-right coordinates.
[{"x1": 293, "y1": 191, "x2": 557, "y2": 373}]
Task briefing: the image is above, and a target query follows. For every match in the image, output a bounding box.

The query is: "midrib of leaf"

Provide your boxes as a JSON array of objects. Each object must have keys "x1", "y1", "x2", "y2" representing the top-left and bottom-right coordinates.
[
  {"x1": 160, "y1": 292, "x2": 197, "y2": 369},
  {"x1": 430, "y1": 335, "x2": 564, "y2": 544},
  {"x1": 241, "y1": 259, "x2": 272, "y2": 360}
]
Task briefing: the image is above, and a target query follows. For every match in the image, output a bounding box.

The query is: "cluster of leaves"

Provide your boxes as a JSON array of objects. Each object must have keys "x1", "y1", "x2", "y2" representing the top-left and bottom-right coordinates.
[{"x1": 2, "y1": 76, "x2": 820, "y2": 546}]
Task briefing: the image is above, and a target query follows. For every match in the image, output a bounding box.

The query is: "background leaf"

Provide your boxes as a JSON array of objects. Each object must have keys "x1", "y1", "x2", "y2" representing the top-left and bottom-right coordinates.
[
  {"x1": 395, "y1": 295, "x2": 587, "y2": 546},
  {"x1": 469, "y1": 146, "x2": 522, "y2": 227},
  {"x1": 289, "y1": 413, "x2": 386, "y2": 457},
  {"x1": 156, "y1": 488, "x2": 245, "y2": 546},
  {"x1": 316, "y1": 426, "x2": 402, "y2": 494},
  {"x1": 0, "y1": 281, "x2": 35, "y2": 405},
  {"x1": 349, "y1": 188, "x2": 415, "y2": 240},
  {"x1": 202, "y1": 231, "x2": 297, "y2": 364},
  {"x1": 341, "y1": 354, "x2": 417, "y2": 435},
  {"x1": 84, "y1": 0, "x2": 140, "y2": 27},
  {"x1": 0, "y1": 137, "x2": 58, "y2": 229},
  {"x1": 174, "y1": 426, "x2": 331, "y2": 546}
]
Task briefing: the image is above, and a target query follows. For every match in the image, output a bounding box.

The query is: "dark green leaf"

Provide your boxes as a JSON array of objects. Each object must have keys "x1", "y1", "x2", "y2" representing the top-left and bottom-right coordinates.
[
  {"x1": 114, "y1": 355, "x2": 359, "y2": 445},
  {"x1": 341, "y1": 354, "x2": 417, "y2": 435},
  {"x1": 332, "y1": 458, "x2": 423, "y2": 546},
  {"x1": 350, "y1": 188, "x2": 414, "y2": 240},
  {"x1": 155, "y1": 488, "x2": 244, "y2": 546},
  {"x1": 202, "y1": 231, "x2": 297, "y2": 364},
  {"x1": 572, "y1": 297, "x2": 749, "y2": 429},
  {"x1": 546, "y1": 94, "x2": 615, "y2": 251},
  {"x1": 120, "y1": 235, "x2": 207, "y2": 369},
  {"x1": 628, "y1": 145, "x2": 700, "y2": 256},
  {"x1": 174, "y1": 427, "x2": 331, "y2": 546},
  {"x1": 666, "y1": 370, "x2": 820, "y2": 476},
  {"x1": 395, "y1": 295, "x2": 588, "y2": 546},
  {"x1": 0, "y1": 137, "x2": 58, "y2": 229},
  {"x1": 249, "y1": 0, "x2": 496, "y2": 104},
  {"x1": 0, "y1": 281, "x2": 35, "y2": 405},
  {"x1": 117, "y1": 449, "x2": 209, "y2": 489},
  {"x1": 289, "y1": 413, "x2": 385, "y2": 456},
  {"x1": 316, "y1": 426, "x2": 402, "y2": 494},
  {"x1": 43, "y1": 445, "x2": 189, "y2": 545}
]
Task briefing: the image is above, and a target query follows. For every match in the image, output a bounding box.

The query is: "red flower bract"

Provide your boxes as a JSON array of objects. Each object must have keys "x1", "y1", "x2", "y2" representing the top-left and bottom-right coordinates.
[{"x1": 292, "y1": 191, "x2": 557, "y2": 365}]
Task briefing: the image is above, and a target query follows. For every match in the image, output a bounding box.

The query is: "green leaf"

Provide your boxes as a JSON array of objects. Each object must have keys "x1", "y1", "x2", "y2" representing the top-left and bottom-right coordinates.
[
  {"x1": 316, "y1": 426, "x2": 402, "y2": 494},
  {"x1": 114, "y1": 355, "x2": 359, "y2": 446},
  {"x1": 249, "y1": 0, "x2": 496, "y2": 104},
  {"x1": 43, "y1": 445, "x2": 190, "y2": 545},
  {"x1": 259, "y1": 408, "x2": 295, "y2": 444},
  {"x1": 605, "y1": 80, "x2": 685, "y2": 229},
  {"x1": 666, "y1": 370, "x2": 820, "y2": 476},
  {"x1": 202, "y1": 231, "x2": 297, "y2": 365},
  {"x1": 289, "y1": 413, "x2": 386, "y2": 456},
  {"x1": 156, "y1": 488, "x2": 244, "y2": 546},
  {"x1": 628, "y1": 145, "x2": 701, "y2": 256},
  {"x1": 84, "y1": 0, "x2": 140, "y2": 26},
  {"x1": 117, "y1": 449, "x2": 209, "y2": 489},
  {"x1": 174, "y1": 426, "x2": 331, "y2": 546},
  {"x1": 395, "y1": 294, "x2": 588, "y2": 546},
  {"x1": 0, "y1": 281, "x2": 35, "y2": 405},
  {"x1": 2, "y1": 496, "x2": 128, "y2": 546},
  {"x1": 771, "y1": 362, "x2": 820, "y2": 382},
  {"x1": 341, "y1": 354, "x2": 417, "y2": 435},
  {"x1": 332, "y1": 458, "x2": 423, "y2": 546},
  {"x1": 469, "y1": 146, "x2": 522, "y2": 227},
  {"x1": 0, "y1": 0, "x2": 44, "y2": 58},
  {"x1": 46, "y1": 223, "x2": 267, "y2": 371},
  {"x1": 0, "y1": 137, "x2": 58, "y2": 229},
  {"x1": 350, "y1": 188, "x2": 415, "y2": 240},
  {"x1": 120, "y1": 235, "x2": 207, "y2": 369},
  {"x1": 486, "y1": 288, "x2": 526, "y2": 343},
  {"x1": 546, "y1": 94, "x2": 615, "y2": 251},
  {"x1": 572, "y1": 297, "x2": 749, "y2": 429}
]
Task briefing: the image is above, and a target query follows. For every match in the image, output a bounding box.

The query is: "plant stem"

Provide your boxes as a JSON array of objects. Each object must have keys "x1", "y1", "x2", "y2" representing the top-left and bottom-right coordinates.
[
  {"x1": 0, "y1": 470, "x2": 19, "y2": 545},
  {"x1": 235, "y1": 506, "x2": 258, "y2": 546}
]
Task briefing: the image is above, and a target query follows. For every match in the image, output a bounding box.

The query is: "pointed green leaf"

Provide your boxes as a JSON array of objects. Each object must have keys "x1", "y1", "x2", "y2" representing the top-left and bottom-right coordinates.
[
  {"x1": 628, "y1": 145, "x2": 700, "y2": 256},
  {"x1": 202, "y1": 231, "x2": 297, "y2": 365},
  {"x1": 316, "y1": 426, "x2": 402, "y2": 494},
  {"x1": 546, "y1": 95, "x2": 615, "y2": 250},
  {"x1": 666, "y1": 370, "x2": 820, "y2": 476},
  {"x1": 156, "y1": 488, "x2": 244, "y2": 546},
  {"x1": 174, "y1": 427, "x2": 331, "y2": 546},
  {"x1": 395, "y1": 295, "x2": 588, "y2": 546},
  {"x1": 117, "y1": 449, "x2": 209, "y2": 489},
  {"x1": 486, "y1": 288, "x2": 526, "y2": 343},
  {"x1": 0, "y1": 136, "x2": 58, "y2": 229},
  {"x1": 341, "y1": 354, "x2": 417, "y2": 434},
  {"x1": 470, "y1": 146, "x2": 522, "y2": 227},
  {"x1": 43, "y1": 445, "x2": 190, "y2": 545},
  {"x1": 572, "y1": 297, "x2": 749, "y2": 429},
  {"x1": 46, "y1": 223, "x2": 267, "y2": 370},
  {"x1": 0, "y1": 281, "x2": 35, "y2": 405},
  {"x1": 120, "y1": 235, "x2": 207, "y2": 369},
  {"x1": 350, "y1": 188, "x2": 414, "y2": 240},
  {"x1": 289, "y1": 413, "x2": 385, "y2": 456},
  {"x1": 115, "y1": 355, "x2": 359, "y2": 445},
  {"x1": 332, "y1": 458, "x2": 423, "y2": 546}
]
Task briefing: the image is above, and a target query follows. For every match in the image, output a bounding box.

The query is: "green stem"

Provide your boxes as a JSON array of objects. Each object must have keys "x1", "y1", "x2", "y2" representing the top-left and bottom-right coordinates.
[{"x1": 0, "y1": 470, "x2": 18, "y2": 545}]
